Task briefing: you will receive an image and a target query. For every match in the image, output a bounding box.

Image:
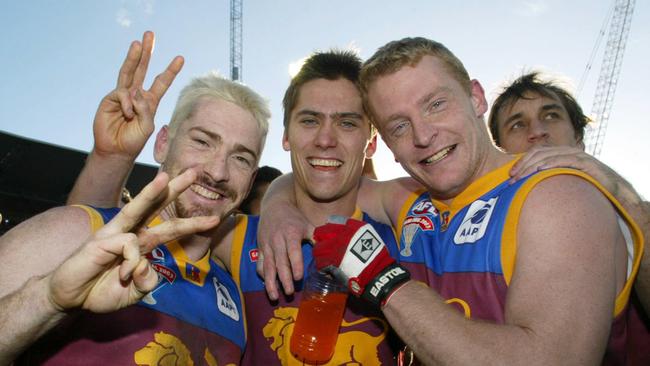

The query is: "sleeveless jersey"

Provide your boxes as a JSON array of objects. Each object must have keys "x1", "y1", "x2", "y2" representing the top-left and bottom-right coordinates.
[
  {"x1": 395, "y1": 160, "x2": 644, "y2": 365},
  {"x1": 231, "y1": 208, "x2": 401, "y2": 365},
  {"x1": 17, "y1": 206, "x2": 245, "y2": 366}
]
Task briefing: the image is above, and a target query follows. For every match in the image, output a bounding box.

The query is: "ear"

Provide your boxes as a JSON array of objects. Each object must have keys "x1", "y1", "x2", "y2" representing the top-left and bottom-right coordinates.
[
  {"x1": 470, "y1": 79, "x2": 488, "y2": 117},
  {"x1": 154, "y1": 125, "x2": 171, "y2": 163},
  {"x1": 364, "y1": 134, "x2": 378, "y2": 159},
  {"x1": 282, "y1": 128, "x2": 290, "y2": 151}
]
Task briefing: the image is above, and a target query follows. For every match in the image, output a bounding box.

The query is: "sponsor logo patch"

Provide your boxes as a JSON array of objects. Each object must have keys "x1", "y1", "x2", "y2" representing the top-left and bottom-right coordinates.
[
  {"x1": 453, "y1": 198, "x2": 497, "y2": 244},
  {"x1": 214, "y1": 277, "x2": 240, "y2": 321},
  {"x1": 350, "y1": 228, "x2": 382, "y2": 263},
  {"x1": 249, "y1": 248, "x2": 259, "y2": 262},
  {"x1": 185, "y1": 263, "x2": 201, "y2": 282},
  {"x1": 152, "y1": 263, "x2": 176, "y2": 284},
  {"x1": 400, "y1": 216, "x2": 435, "y2": 257},
  {"x1": 146, "y1": 247, "x2": 166, "y2": 262},
  {"x1": 412, "y1": 200, "x2": 438, "y2": 216}
]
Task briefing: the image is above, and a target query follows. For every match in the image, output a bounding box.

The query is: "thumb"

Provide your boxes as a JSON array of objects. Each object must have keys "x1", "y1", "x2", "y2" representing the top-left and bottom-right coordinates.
[{"x1": 132, "y1": 259, "x2": 159, "y2": 294}]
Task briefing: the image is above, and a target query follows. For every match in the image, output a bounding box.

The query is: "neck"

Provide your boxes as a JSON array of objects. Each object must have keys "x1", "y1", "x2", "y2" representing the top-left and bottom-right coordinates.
[
  {"x1": 436, "y1": 147, "x2": 515, "y2": 206},
  {"x1": 159, "y1": 203, "x2": 216, "y2": 261},
  {"x1": 294, "y1": 187, "x2": 359, "y2": 227}
]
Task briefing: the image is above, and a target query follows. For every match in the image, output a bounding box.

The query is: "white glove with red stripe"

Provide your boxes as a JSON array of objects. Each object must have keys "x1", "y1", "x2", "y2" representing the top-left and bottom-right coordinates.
[{"x1": 312, "y1": 216, "x2": 410, "y2": 307}]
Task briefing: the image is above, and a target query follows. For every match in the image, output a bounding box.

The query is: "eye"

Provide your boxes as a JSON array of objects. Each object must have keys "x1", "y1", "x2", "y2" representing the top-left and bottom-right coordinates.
[
  {"x1": 192, "y1": 138, "x2": 209, "y2": 147},
  {"x1": 339, "y1": 119, "x2": 359, "y2": 129},
  {"x1": 299, "y1": 118, "x2": 318, "y2": 127},
  {"x1": 233, "y1": 155, "x2": 253, "y2": 168},
  {"x1": 426, "y1": 99, "x2": 446, "y2": 114},
  {"x1": 543, "y1": 112, "x2": 561, "y2": 120},
  {"x1": 391, "y1": 119, "x2": 410, "y2": 138},
  {"x1": 509, "y1": 121, "x2": 525, "y2": 131}
]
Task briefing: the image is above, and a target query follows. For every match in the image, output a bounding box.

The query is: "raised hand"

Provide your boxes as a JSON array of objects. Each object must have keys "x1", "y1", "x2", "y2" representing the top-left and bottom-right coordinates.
[
  {"x1": 93, "y1": 31, "x2": 184, "y2": 160},
  {"x1": 48, "y1": 170, "x2": 219, "y2": 313}
]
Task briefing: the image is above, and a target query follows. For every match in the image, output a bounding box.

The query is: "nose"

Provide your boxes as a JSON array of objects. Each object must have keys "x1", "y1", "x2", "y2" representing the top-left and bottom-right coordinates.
[
  {"x1": 411, "y1": 118, "x2": 436, "y2": 148},
  {"x1": 527, "y1": 119, "x2": 549, "y2": 143},
  {"x1": 314, "y1": 122, "x2": 337, "y2": 149},
  {"x1": 202, "y1": 150, "x2": 230, "y2": 182}
]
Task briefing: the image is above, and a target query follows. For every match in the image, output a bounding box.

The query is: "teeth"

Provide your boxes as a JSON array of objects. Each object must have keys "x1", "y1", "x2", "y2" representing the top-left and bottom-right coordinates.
[
  {"x1": 425, "y1": 146, "x2": 454, "y2": 164},
  {"x1": 190, "y1": 184, "x2": 221, "y2": 200},
  {"x1": 308, "y1": 158, "x2": 342, "y2": 167}
]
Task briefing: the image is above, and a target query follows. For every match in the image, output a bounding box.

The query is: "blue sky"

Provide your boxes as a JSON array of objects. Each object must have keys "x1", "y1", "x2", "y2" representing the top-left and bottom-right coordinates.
[{"x1": 1, "y1": 1, "x2": 648, "y2": 198}]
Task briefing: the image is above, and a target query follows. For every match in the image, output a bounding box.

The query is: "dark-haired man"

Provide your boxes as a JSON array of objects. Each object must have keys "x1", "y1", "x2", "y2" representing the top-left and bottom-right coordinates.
[{"x1": 488, "y1": 71, "x2": 650, "y2": 364}]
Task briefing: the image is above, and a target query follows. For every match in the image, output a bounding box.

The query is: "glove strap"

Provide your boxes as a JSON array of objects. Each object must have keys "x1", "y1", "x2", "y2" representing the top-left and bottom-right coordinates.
[{"x1": 361, "y1": 263, "x2": 410, "y2": 307}]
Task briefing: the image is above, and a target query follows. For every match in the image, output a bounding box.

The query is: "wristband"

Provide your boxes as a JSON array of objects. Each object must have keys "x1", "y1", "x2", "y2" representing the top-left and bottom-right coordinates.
[{"x1": 361, "y1": 263, "x2": 410, "y2": 307}]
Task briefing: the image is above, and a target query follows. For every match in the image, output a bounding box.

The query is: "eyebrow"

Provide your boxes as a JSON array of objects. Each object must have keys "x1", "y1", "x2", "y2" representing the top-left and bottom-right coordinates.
[
  {"x1": 541, "y1": 103, "x2": 564, "y2": 112},
  {"x1": 502, "y1": 103, "x2": 566, "y2": 128},
  {"x1": 295, "y1": 109, "x2": 363, "y2": 120},
  {"x1": 383, "y1": 87, "x2": 452, "y2": 123},
  {"x1": 189, "y1": 126, "x2": 259, "y2": 159}
]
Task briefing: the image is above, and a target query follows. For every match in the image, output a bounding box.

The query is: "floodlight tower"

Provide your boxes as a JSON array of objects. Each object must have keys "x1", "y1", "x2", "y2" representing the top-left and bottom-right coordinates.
[
  {"x1": 230, "y1": 0, "x2": 243, "y2": 81},
  {"x1": 584, "y1": 0, "x2": 635, "y2": 157}
]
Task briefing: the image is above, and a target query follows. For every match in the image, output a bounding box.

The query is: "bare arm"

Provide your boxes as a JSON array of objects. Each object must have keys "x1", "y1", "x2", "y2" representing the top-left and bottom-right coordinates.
[
  {"x1": 383, "y1": 175, "x2": 622, "y2": 365},
  {"x1": 256, "y1": 173, "x2": 313, "y2": 299},
  {"x1": 67, "y1": 31, "x2": 183, "y2": 206},
  {"x1": 357, "y1": 175, "x2": 424, "y2": 228},
  {"x1": 511, "y1": 146, "x2": 650, "y2": 312},
  {"x1": 0, "y1": 171, "x2": 219, "y2": 365}
]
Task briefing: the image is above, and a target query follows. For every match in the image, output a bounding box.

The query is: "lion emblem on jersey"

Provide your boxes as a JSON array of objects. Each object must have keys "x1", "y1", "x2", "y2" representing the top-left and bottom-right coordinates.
[
  {"x1": 262, "y1": 306, "x2": 387, "y2": 365},
  {"x1": 134, "y1": 331, "x2": 234, "y2": 366}
]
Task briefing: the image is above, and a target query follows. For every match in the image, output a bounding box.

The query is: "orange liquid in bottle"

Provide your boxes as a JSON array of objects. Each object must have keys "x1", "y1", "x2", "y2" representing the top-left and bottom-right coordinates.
[{"x1": 290, "y1": 291, "x2": 348, "y2": 364}]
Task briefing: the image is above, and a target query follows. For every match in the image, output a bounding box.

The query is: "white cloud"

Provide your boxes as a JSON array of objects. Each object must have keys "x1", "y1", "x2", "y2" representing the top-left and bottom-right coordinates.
[
  {"x1": 288, "y1": 57, "x2": 308, "y2": 78},
  {"x1": 140, "y1": 0, "x2": 155, "y2": 15},
  {"x1": 514, "y1": 0, "x2": 548, "y2": 17},
  {"x1": 116, "y1": 7, "x2": 132, "y2": 28}
]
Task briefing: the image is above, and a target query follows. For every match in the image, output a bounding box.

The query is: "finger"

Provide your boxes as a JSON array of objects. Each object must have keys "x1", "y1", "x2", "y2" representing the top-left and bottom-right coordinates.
[
  {"x1": 132, "y1": 259, "x2": 159, "y2": 293},
  {"x1": 256, "y1": 250, "x2": 265, "y2": 277},
  {"x1": 288, "y1": 223, "x2": 315, "y2": 278},
  {"x1": 132, "y1": 89, "x2": 155, "y2": 137},
  {"x1": 115, "y1": 88, "x2": 135, "y2": 120},
  {"x1": 131, "y1": 31, "x2": 154, "y2": 89},
  {"x1": 136, "y1": 169, "x2": 199, "y2": 227},
  {"x1": 101, "y1": 172, "x2": 170, "y2": 235},
  {"x1": 117, "y1": 40, "x2": 142, "y2": 89},
  {"x1": 261, "y1": 245, "x2": 280, "y2": 300},
  {"x1": 273, "y1": 238, "x2": 295, "y2": 296},
  {"x1": 137, "y1": 216, "x2": 221, "y2": 253},
  {"x1": 118, "y1": 233, "x2": 141, "y2": 281},
  {"x1": 287, "y1": 244, "x2": 305, "y2": 282},
  {"x1": 148, "y1": 56, "x2": 184, "y2": 104}
]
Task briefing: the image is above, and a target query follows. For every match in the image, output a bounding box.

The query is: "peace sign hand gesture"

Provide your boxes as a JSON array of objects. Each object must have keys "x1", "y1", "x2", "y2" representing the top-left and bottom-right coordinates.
[
  {"x1": 48, "y1": 170, "x2": 219, "y2": 313},
  {"x1": 93, "y1": 31, "x2": 184, "y2": 160}
]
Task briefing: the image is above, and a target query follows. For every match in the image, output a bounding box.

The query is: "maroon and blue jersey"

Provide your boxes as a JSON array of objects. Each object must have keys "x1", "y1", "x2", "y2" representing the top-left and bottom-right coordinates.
[
  {"x1": 230, "y1": 208, "x2": 401, "y2": 365},
  {"x1": 17, "y1": 207, "x2": 245, "y2": 366},
  {"x1": 395, "y1": 160, "x2": 644, "y2": 365}
]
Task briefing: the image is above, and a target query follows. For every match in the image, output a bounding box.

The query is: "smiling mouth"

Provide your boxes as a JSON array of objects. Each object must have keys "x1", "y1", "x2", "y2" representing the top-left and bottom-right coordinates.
[
  {"x1": 308, "y1": 158, "x2": 343, "y2": 168},
  {"x1": 190, "y1": 184, "x2": 223, "y2": 200},
  {"x1": 422, "y1": 145, "x2": 456, "y2": 164}
]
